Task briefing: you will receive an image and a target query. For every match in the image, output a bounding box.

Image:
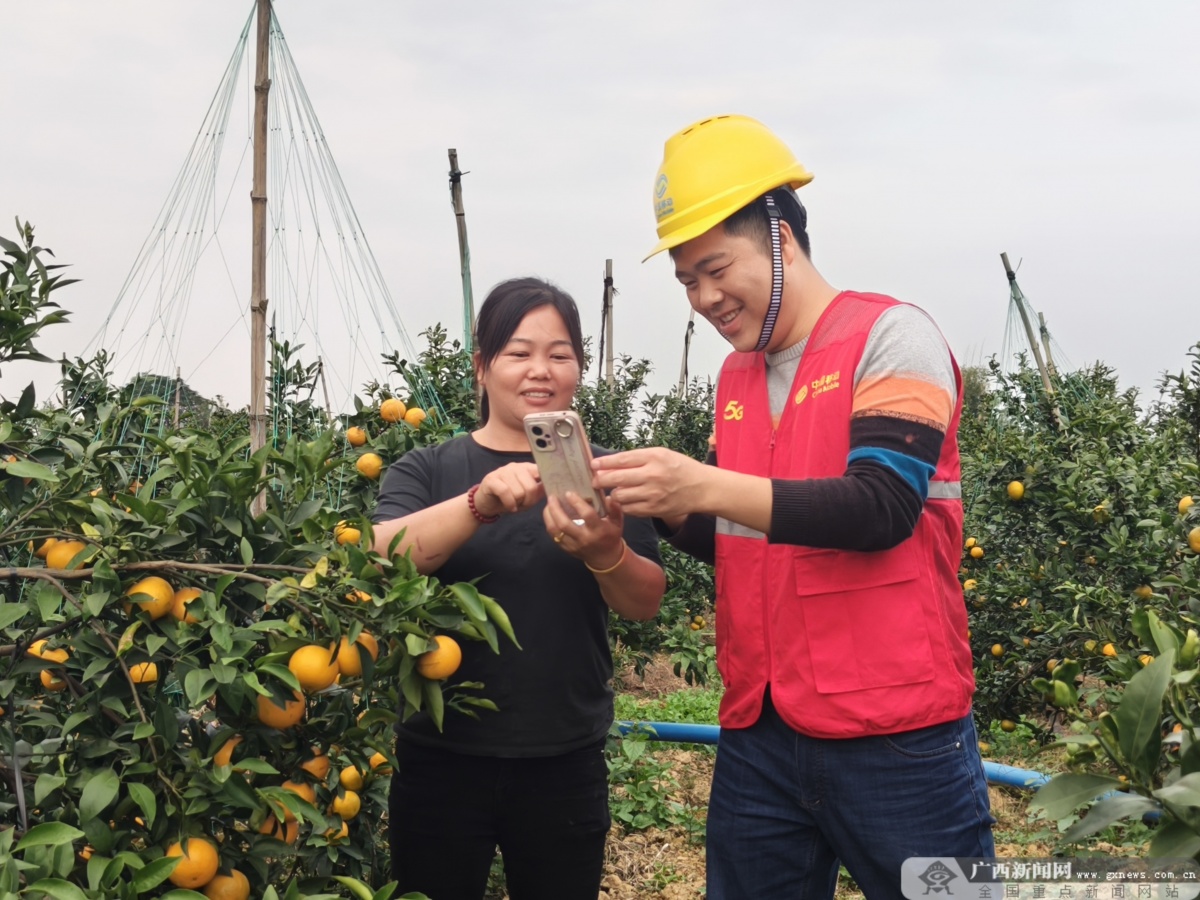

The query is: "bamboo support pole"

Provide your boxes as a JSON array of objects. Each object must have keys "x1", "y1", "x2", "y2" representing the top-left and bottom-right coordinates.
[{"x1": 249, "y1": 0, "x2": 271, "y2": 515}]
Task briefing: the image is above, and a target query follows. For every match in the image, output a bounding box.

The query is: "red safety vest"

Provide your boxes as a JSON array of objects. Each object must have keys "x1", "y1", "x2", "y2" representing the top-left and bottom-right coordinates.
[{"x1": 713, "y1": 291, "x2": 975, "y2": 738}]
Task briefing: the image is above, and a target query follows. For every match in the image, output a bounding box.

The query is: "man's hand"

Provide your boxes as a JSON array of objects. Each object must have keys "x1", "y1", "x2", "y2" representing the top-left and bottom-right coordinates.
[{"x1": 591, "y1": 447, "x2": 709, "y2": 521}]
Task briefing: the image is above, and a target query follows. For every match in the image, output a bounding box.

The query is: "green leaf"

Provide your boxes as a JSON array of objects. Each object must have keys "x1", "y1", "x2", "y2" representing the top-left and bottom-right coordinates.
[
  {"x1": 33, "y1": 774, "x2": 67, "y2": 806},
  {"x1": 240, "y1": 537, "x2": 254, "y2": 566},
  {"x1": 1147, "y1": 610, "x2": 1181, "y2": 657},
  {"x1": 22, "y1": 878, "x2": 87, "y2": 900},
  {"x1": 1115, "y1": 649, "x2": 1175, "y2": 781},
  {"x1": 1154, "y1": 772, "x2": 1200, "y2": 810},
  {"x1": 423, "y1": 678, "x2": 445, "y2": 732},
  {"x1": 133, "y1": 722, "x2": 155, "y2": 740},
  {"x1": 131, "y1": 856, "x2": 180, "y2": 892},
  {"x1": 1028, "y1": 773, "x2": 1123, "y2": 820},
  {"x1": 448, "y1": 583, "x2": 486, "y2": 622},
  {"x1": 79, "y1": 768, "x2": 120, "y2": 821},
  {"x1": 2, "y1": 459, "x2": 58, "y2": 482},
  {"x1": 1148, "y1": 819, "x2": 1200, "y2": 857},
  {"x1": 0, "y1": 603, "x2": 29, "y2": 629},
  {"x1": 183, "y1": 668, "x2": 216, "y2": 705},
  {"x1": 1059, "y1": 793, "x2": 1159, "y2": 843},
  {"x1": 333, "y1": 876, "x2": 376, "y2": 900},
  {"x1": 230, "y1": 758, "x2": 279, "y2": 775},
  {"x1": 127, "y1": 782, "x2": 156, "y2": 829},
  {"x1": 15, "y1": 823, "x2": 84, "y2": 850}
]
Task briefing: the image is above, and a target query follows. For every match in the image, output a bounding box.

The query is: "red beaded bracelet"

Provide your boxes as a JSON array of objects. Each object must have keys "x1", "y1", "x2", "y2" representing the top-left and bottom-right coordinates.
[{"x1": 466, "y1": 483, "x2": 499, "y2": 524}]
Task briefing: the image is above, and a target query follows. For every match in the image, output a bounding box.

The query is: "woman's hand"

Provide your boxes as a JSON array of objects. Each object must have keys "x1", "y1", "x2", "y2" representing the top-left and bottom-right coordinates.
[
  {"x1": 543, "y1": 491, "x2": 625, "y2": 571},
  {"x1": 474, "y1": 462, "x2": 545, "y2": 518}
]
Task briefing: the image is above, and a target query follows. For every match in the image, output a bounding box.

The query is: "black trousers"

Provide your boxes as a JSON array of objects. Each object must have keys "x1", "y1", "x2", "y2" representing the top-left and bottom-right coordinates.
[{"x1": 388, "y1": 738, "x2": 611, "y2": 900}]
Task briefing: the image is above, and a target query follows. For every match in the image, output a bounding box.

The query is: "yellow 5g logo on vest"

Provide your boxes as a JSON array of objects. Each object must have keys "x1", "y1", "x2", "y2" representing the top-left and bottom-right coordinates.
[{"x1": 722, "y1": 400, "x2": 745, "y2": 421}]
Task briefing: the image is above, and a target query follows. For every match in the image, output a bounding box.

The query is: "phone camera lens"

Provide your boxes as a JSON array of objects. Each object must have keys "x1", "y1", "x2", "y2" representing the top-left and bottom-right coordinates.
[
  {"x1": 554, "y1": 420, "x2": 574, "y2": 439},
  {"x1": 531, "y1": 425, "x2": 545, "y2": 436},
  {"x1": 535, "y1": 437, "x2": 549, "y2": 449}
]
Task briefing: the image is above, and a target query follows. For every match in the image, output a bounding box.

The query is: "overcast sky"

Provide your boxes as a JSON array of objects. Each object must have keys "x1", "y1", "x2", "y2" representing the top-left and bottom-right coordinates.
[{"x1": 3, "y1": 1, "x2": 1198, "y2": 415}]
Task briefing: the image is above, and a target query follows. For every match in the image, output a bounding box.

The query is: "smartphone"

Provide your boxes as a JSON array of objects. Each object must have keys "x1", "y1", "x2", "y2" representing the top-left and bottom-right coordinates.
[{"x1": 523, "y1": 411, "x2": 608, "y2": 518}]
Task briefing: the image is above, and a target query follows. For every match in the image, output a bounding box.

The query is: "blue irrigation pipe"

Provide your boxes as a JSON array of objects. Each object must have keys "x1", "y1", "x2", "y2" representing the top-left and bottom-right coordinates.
[{"x1": 617, "y1": 721, "x2": 1052, "y2": 790}]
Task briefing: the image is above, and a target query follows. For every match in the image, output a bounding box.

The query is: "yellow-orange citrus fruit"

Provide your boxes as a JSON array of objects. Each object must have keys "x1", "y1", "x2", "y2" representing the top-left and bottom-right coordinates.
[
  {"x1": 28, "y1": 640, "x2": 69, "y2": 663},
  {"x1": 129, "y1": 662, "x2": 158, "y2": 684},
  {"x1": 1180, "y1": 496, "x2": 1195, "y2": 515},
  {"x1": 46, "y1": 539, "x2": 88, "y2": 571},
  {"x1": 1047, "y1": 659, "x2": 1058, "y2": 672},
  {"x1": 345, "y1": 589, "x2": 371, "y2": 603},
  {"x1": 258, "y1": 814, "x2": 299, "y2": 844},
  {"x1": 369, "y1": 751, "x2": 392, "y2": 773},
  {"x1": 40, "y1": 669, "x2": 68, "y2": 691},
  {"x1": 33, "y1": 538, "x2": 58, "y2": 560},
  {"x1": 1001, "y1": 719, "x2": 1017, "y2": 732},
  {"x1": 1102, "y1": 643, "x2": 1117, "y2": 657},
  {"x1": 334, "y1": 521, "x2": 361, "y2": 546},
  {"x1": 1139, "y1": 654, "x2": 1155, "y2": 667},
  {"x1": 962, "y1": 579, "x2": 977, "y2": 591},
  {"x1": 299, "y1": 750, "x2": 330, "y2": 780},
  {"x1": 172, "y1": 587, "x2": 204, "y2": 623},
  {"x1": 990, "y1": 644, "x2": 1003, "y2": 658},
  {"x1": 79, "y1": 845, "x2": 93, "y2": 861},
  {"x1": 124, "y1": 576, "x2": 175, "y2": 620},
  {"x1": 970, "y1": 546, "x2": 985, "y2": 560},
  {"x1": 325, "y1": 820, "x2": 350, "y2": 842},
  {"x1": 345, "y1": 426, "x2": 368, "y2": 447},
  {"x1": 978, "y1": 741, "x2": 991, "y2": 755},
  {"x1": 1007, "y1": 481, "x2": 1025, "y2": 501},
  {"x1": 339, "y1": 765, "x2": 364, "y2": 791},
  {"x1": 165, "y1": 837, "x2": 220, "y2": 889},
  {"x1": 330, "y1": 790, "x2": 361, "y2": 820},
  {"x1": 213, "y1": 735, "x2": 243, "y2": 767},
  {"x1": 202, "y1": 869, "x2": 250, "y2": 900},
  {"x1": 257, "y1": 691, "x2": 305, "y2": 729},
  {"x1": 277, "y1": 779, "x2": 317, "y2": 821},
  {"x1": 336, "y1": 632, "x2": 379, "y2": 677},
  {"x1": 416, "y1": 635, "x2": 462, "y2": 681},
  {"x1": 288, "y1": 644, "x2": 339, "y2": 693},
  {"x1": 690, "y1": 622, "x2": 701, "y2": 631},
  {"x1": 356, "y1": 453, "x2": 383, "y2": 480},
  {"x1": 380, "y1": 398, "x2": 407, "y2": 423},
  {"x1": 403, "y1": 407, "x2": 427, "y2": 428},
  {"x1": 964, "y1": 537, "x2": 977, "y2": 549},
  {"x1": 1188, "y1": 527, "x2": 1200, "y2": 554},
  {"x1": 1133, "y1": 585, "x2": 1154, "y2": 600}
]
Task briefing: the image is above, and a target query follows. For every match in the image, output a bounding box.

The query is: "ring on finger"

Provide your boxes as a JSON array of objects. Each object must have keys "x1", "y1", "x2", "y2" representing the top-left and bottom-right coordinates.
[
  {"x1": 553, "y1": 531, "x2": 565, "y2": 543},
  {"x1": 571, "y1": 518, "x2": 586, "y2": 527}
]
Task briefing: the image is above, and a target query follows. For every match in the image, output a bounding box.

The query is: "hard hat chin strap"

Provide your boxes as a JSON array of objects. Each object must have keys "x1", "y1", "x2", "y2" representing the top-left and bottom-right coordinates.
[{"x1": 753, "y1": 193, "x2": 784, "y2": 352}]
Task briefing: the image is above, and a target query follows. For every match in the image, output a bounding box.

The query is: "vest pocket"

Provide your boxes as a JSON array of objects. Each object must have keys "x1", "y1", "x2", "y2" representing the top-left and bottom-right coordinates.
[{"x1": 791, "y1": 545, "x2": 935, "y2": 694}]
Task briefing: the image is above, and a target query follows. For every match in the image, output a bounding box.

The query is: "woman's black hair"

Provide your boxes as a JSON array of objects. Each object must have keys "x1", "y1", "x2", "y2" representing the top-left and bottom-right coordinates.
[{"x1": 474, "y1": 277, "x2": 586, "y2": 424}]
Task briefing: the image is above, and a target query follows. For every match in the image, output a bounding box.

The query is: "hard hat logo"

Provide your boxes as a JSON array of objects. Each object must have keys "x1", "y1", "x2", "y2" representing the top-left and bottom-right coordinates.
[{"x1": 645, "y1": 114, "x2": 813, "y2": 261}]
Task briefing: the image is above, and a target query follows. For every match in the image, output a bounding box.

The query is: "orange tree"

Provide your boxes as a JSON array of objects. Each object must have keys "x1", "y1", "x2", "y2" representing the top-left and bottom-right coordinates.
[
  {"x1": 0, "y1": 228, "x2": 515, "y2": 897},
  {"x1": 959, "y1": 354, "x2": 1199, "y2": 728}
]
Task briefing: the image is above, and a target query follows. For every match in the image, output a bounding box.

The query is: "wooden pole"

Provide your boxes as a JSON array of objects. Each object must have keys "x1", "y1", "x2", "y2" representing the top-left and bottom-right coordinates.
[
  {"x1": 677, "y1": 310, "x2": 695, "y2": 397},
  {"x1": 603, "y1": 260, "x2": 614, "y2": 388},
  {"x1": 1038, "y1": 312, "x2": 1058, "y2": 378},
  {"x1": 1000, "y1": 252, "x2": 1062, "y2": 428},
  {"x1": 173, "y1": 367, "x2": 182, "y2": 429},
  {"x1": 317, "y1": 356, "x2": 333, "y2": 423},
  {"x1": 249, "y1": 0, "x2": 271, "y2": 515},
  {"x1": 448, "y1": 149, "x2": 475, "y2": 352}
]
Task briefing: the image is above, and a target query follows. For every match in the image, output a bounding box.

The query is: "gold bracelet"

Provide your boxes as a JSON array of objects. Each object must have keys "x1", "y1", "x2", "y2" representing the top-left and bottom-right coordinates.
[{"x1": 585, "y1": 540, "x2": 627, "y2": 575}]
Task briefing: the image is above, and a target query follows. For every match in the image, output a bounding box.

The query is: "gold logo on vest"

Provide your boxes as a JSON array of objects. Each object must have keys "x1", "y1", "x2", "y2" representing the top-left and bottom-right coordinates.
[
  {"x1": 722, "y1": 400, "x2": 744, "y2": 420},
  {"x1": 811, "y1": 370, "x2": 841, "y2": 397},
  {"x1": 793, "y1": 384, "x2": 808, "y2": 405}
]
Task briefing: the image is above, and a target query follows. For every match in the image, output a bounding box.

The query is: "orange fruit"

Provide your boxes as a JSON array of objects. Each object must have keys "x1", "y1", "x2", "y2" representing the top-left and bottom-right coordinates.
[
  {"x1": 339, "y1": 765, "x2": 364, "y2": 791},
  {"x1": 203, "y1": 869, "x2": 250, "y2": 900},
  {"x1": 964, "y1": 537, "x2": 977, "y2": 549},
  {"x1": 1001, "y1": 719, "x2": 1017, "y2": 733},
  {"x1": 1133, "y1": 585, "x2": 1153, "y2": 600},
  {"x1": 403, "y1": 407, "x2": 427, "y2": 428},
  {"x1": 172, "y1": 587, "x2": 204, "y2": 623},
  {"x1": 368, "y1": 751, "x2": 392, "y2": 773},
  {"x1": 325, "y1": 820, "x2": 350, "y2": 842},
  {"x1": 28, "y1": 640, "x2": 69, "y2": 663},
  {"x1": 1007, "y1": 481, "x2": 1024, "y2": 501},
  {"x1": 258, "y1": 814, "x2": 299, "y2": 844},
  {"x1": 46, "y1": 539, "x2": 88, "y2": 571},
  {"x1": 345, "y1": 589, "x2": 371, "y2": 603},
  {"x1": 416, "y1": 635, "x2": 462, "y2": 681},
  {"x1": 165, "y1": 837, "x2": 220, "y2": 889},
  {"x1": 330, "y1": 790, "x2": 361, "y2": 820},
  {"x1": 336, "y1": 632, "x2": 379, "y2": 677},
  {"x1": 277, "y1": 779, "x2": 317, "y2": 821},
  {"x1": 970, "y1": 546, "x2": 984, "y2": 559},
  {"x1": 1180, "y1": 496, "x2": 1194, "y2": 516},
  {"x1": 334, "y1": 521, "x2": 361, "y2": 546},
  {"x1": 962, "y1": 579, "x2": 977, "y2": 591},
  {"x1": 1102, "y1": 643, "x2": 1118, "y2": 658},
  {"x1": 129, "y1": 662, "x2": 158, "y2": 684},
  {"x1": 1189, "y1": 527, "x2": 1200, "y2": 555},
  {"x1": 124, "y1": 576, "x2": 175, "y2": 620},
  {"x1": 1139, "y1": 654, "x2": 1155, "y2": 667},
  {"x1": 213, "y1": 735, "x2": 243, "y2": 767},
  {"x1": 33, "y1": 538, "x2": 58, "y2": 560},
  {"x1": 345, "y1": 426, "x2": 368, "y2": 447},
  {"x1": 380, "y1": 398, "x2": 407, "y2": 423},
  {"x1": 288, "y1": 644, "x2": 339, "y2": 693},
  {"x1": 40, "y1": 669, "x2": 68, "y2": 691},
  {"x1": 257, "y1": 691, "x2": 305, "y2": 729},
  {"x1": 299, "y1": 750, "x2": 330, "y2": 780},
  {"x1": 355, "y1": 453, "x2": 383, "y2": 480}
]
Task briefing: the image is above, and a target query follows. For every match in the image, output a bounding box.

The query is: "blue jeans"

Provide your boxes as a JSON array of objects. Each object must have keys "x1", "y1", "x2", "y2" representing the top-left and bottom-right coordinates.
[{"x1": 706, "y1": 693, "x2": 995, "y2": 900}]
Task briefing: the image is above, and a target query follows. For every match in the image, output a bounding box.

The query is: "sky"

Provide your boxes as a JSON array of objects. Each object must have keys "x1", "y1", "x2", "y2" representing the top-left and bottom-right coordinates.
[{"x1": 3, "y1": 1, "x2": 1198, "y2": 415}]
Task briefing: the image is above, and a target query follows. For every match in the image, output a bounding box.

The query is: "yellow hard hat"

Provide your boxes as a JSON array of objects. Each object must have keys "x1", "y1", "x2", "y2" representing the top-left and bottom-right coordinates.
[{"x1": 646, "y1": 115, "x2": 813, "y2": 260}]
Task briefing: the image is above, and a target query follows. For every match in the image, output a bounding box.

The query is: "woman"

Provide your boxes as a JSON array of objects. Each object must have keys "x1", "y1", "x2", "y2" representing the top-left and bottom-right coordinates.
[{"x1": 371, "y1": 277, "x2": 665, "y2": 900}]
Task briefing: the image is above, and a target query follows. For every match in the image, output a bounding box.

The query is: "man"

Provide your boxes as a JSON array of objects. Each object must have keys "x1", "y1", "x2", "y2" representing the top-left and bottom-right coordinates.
[{"x1": 592, "y1": 115, "x2": 995, "y2": 899}]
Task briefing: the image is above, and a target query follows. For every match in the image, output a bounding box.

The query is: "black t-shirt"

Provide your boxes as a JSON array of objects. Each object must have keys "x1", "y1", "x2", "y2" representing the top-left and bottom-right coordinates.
[{"x1": 372, "y1": 434, "x2": 662, "y2": 757}]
